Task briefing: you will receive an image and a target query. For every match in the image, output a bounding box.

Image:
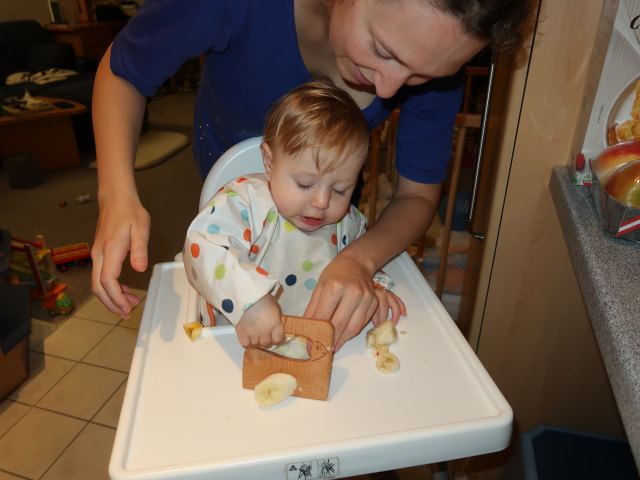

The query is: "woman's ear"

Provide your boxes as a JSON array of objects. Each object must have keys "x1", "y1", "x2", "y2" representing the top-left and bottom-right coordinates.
[{"x1": 261, "y1": 142, "x2": 274, "y2": 178}]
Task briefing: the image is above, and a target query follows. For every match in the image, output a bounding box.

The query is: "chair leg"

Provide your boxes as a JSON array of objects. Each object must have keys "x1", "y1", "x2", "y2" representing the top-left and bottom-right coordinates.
[
  {"x1": 436, "y1": 126, "x2": 467, "y2": 299},
  {"x1": 367, "y1": 127, "x2": 382, "y2": 226}
]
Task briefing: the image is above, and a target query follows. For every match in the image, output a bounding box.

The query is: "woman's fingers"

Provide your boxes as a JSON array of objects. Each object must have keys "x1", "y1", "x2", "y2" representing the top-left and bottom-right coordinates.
[{"x1": 92, "y1": 201, "x2": 150, "y2": 316}]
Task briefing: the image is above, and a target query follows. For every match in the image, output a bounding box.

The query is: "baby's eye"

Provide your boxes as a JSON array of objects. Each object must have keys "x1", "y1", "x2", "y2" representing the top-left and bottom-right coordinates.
[
  {"x1": 296, "y1": 182, "x2": 312, "y2": 190},
  {"x1": 333, "y1": 188, "x2": 347, "y2": 196}
]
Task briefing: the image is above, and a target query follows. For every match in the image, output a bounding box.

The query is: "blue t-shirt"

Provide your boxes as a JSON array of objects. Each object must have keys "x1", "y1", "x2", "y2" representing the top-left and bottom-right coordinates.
[{"x1": 110, "y1": 0, "x2": 463, "y2": 182}]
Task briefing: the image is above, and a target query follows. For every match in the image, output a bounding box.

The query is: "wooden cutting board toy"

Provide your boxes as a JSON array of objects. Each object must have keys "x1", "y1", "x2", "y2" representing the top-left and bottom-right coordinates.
[{"x1": 242, "y1": 316, "x2": 334, "y2": 401}]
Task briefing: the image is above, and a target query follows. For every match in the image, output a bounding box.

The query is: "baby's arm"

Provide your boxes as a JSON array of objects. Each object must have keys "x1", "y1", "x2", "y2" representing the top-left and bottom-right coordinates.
[
  {"x1": 235, "y1": 295, "x2": 284, "y2": 347},
  {"x1": 184, "y1": 177, "x2": 280, "y2": 329}
]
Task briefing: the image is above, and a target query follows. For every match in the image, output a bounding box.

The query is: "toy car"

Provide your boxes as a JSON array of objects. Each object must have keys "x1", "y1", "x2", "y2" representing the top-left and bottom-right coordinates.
[
  {"x1": 44, "y1": 291, "x2": 75, "y2": 316},
  {"x1": 42, "y1": 283, "x2": 75, "y2": 316},
  {"x1": 51, "y1": 243, "x2": 91, "y2": 272}
]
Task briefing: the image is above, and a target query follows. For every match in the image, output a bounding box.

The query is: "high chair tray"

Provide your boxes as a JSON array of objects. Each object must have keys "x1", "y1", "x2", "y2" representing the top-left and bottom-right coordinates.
[{"x1": 109, "y1": 253, "x2": 512, "y2": 480}]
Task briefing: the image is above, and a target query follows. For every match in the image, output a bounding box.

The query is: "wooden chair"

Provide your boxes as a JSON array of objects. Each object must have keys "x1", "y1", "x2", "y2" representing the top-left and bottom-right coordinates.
[
  {"x1": 365, "y1": 108, "x2": 400, "y2": 226},
  {"x1": 364, "y1": 66, "x2": 486, "y2": 299}
]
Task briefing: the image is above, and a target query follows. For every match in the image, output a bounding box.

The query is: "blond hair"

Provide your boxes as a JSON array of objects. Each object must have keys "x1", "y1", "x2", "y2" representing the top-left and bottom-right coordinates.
[{"x1": 262, "y1": 79, "x2": 369, "y2": 173}]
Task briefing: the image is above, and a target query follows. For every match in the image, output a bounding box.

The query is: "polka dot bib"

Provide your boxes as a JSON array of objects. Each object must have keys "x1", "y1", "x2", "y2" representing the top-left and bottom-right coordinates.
[
  {"x1": 184, "y1": 174, "x2": 367, "y2": 326},
  {"x1": 259, "y1": 221, "x2": 338, "y2": 316}
]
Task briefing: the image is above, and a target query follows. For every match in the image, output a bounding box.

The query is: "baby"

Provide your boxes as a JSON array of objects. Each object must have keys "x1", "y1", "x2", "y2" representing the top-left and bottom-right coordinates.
[{"x1": 184, "y1": 80, "x2": 404, "y2": 348}]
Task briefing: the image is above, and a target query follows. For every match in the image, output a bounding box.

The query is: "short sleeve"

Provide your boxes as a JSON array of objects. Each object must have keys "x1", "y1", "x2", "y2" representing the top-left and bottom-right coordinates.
[
  {"x1": 395, "y1": 71, "x2": 464, "y2": 184},
  {"x1": 110, "y1": 0, "x2": 244, "y2": 97}
]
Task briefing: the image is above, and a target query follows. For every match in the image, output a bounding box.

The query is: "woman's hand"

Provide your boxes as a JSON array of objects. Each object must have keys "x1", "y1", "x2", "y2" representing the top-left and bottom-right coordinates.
[
  {"x1": 91, "y1": 194, "x2": 150, "y2": 317},
  {"x1": 306, "y1": 176, "x2": 441, "y2": 350},
  {"x1": 236, "y1": 295, "x2": 284, "y2": 347},
  {"x1": 304, "y1": 250, "x2": 378, "y2": 351}
]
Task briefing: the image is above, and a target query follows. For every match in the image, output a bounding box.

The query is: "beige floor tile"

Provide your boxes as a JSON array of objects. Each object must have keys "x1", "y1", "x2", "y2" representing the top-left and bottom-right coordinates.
[
  {"x1": 42, "y1": 423, "x2": 116, "y2": 480},
  {"x1": 36, "y1": 364, "x2": 126, "y2": 420},
  {"x1": 0, "y1": 407, "x2": 85, "y2": 479},
  {"x1": 74, "y1": 291, "x2": 146, "y2": 325},
  {"x1": 93, "y1": 381, "x2": 126, "y2": 428},
  {"x1": 118, "y1": 298, "x2": 146, "y2": 330},
  {"x1": 0, "y1": 401, "x2": 30, "y2": 438},
  {"x1": 32, "y1": 317, "x2": 113, "y2": 361},
  {"x1": 84, "y1": 326, "x2": 138, "y2": 372},
  {"x1": 9, "y1": 352, "x2": 75, "y2": 405},
  {"x1": 29, "y1": 318, "x2": 58, "y2": 349}
]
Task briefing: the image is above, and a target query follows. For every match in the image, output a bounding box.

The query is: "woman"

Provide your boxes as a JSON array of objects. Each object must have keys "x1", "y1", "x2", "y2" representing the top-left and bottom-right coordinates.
[{"x1": 91, "y1": 0, "x2": 530, "y2": 348}]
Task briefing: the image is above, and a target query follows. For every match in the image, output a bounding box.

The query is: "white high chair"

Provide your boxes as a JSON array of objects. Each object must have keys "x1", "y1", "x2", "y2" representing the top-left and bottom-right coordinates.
[{"x1": 109, "y1": 137, "x2": 512, "y2": 480}]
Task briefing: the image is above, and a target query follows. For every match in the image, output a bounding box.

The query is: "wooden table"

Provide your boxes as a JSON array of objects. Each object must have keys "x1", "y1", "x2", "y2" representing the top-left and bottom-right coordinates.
[{"x1": 0, "y1": 97, "x2": 87, "y2": 172}]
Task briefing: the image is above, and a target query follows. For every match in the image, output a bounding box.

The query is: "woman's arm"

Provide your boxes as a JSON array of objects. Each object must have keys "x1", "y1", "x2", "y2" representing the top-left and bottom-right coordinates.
[
  {"x1": 305, "y1": 175, "x2": 441, "y2": 348},
  {"x1": 91, "y1": 45, "x2": 149, "y2": 317}
]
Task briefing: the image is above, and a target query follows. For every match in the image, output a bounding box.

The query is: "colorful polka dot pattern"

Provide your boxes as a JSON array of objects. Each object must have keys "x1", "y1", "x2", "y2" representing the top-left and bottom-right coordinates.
[{"x1": 186, "y1": 174, "x2": 370, "y2": 325}]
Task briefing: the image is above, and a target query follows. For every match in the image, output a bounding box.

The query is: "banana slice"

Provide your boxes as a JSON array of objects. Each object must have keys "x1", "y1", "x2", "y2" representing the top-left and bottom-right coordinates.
[
  {"x1": 183, "y1": 322, "x2": 203, "y2": 341},
  {"x1": 366, "y1": 321, "x2": 400, "y2": 373},
  {"x1": 270, "y1": 334, "x2": 310, "y2": 360},
  {"x1": 376, "y1": 352, "x2": 401, "y2": 374},
  {"x1": 366, "y1": 320, "x2": 398, "y2": 347},
  {"x1": 371, "y1": 344, "x2": 390, "y2": 357},
  {"x1": 254, "y1": 373, "x2": 298, "y2": 407}
]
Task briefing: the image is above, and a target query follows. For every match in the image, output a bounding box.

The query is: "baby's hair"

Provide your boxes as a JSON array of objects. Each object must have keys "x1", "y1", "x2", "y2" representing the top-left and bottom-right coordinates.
[{"x1": 262, "y1": 79, "x2": 369, "y2": 173}]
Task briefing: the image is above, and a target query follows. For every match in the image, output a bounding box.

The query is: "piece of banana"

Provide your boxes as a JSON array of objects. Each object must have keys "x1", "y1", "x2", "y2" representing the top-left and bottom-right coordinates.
[
  {"x1": 366, "y1": 321, "x2": 401, "y2": 373},
  {"x1": 183, "y1": 322, "x2": 203, "y2": 341},
  {"x1": 270, "y1": 334, "x2": 310, "y2": 360},
  {"x1": 254, "y1": 373, "x2": 298, "y2": 407},
  {"x1": 366, "y1": 319, "x2": 398, "y2": 347},
  {"x1": 376, "y1": 352, "x2": 401, "y2": 374},
  {"x1": 371, "y1": 344, "x2": 390, "y2": 357}
]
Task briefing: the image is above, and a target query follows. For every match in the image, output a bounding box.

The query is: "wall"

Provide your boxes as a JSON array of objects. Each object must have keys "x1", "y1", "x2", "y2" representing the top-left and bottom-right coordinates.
[{"x1": 0, "y1": 0, "x2": 76, "y2": 24}]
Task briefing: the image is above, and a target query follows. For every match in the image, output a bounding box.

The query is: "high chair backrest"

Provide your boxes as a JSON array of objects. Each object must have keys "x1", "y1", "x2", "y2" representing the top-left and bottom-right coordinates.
[{"x1": 199, "y1": 136, "x2": 265, "y2": 210}]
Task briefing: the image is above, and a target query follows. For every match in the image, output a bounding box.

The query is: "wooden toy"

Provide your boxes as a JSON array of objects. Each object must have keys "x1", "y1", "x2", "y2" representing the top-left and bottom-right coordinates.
[
  {"x1": 10, "y1": 235, "x2": 57, "y2": 296},
  {"x1": 242, "y1": 316, "x2": 334, "y2": 401},
  {"x1": 51, "y1": 242, "x2": 91, "y2": 272}
]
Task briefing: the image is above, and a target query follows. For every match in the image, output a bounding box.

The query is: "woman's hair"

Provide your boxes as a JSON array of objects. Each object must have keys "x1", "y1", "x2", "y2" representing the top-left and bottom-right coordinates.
[
  {"x1": 429, "y1": 0, "x2": 534, "y2": 51},
  {"x1": 262, "y1": 79, "x2": 369, "y2": 173}
]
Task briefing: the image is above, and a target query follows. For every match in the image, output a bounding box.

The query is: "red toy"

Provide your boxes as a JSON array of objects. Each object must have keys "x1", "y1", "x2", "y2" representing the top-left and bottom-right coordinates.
[{"x1": 51, "y1": 242, "x2": 91, "y2": 272}]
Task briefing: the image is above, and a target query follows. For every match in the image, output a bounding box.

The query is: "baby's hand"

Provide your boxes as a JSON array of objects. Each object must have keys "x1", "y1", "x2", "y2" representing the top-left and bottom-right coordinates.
[
  {"x1": 235, "y1": 295, "x2": 284, "y2": 347},
  {"x1": 371, "y1": 288, "x2": 406, "y2": 326}
]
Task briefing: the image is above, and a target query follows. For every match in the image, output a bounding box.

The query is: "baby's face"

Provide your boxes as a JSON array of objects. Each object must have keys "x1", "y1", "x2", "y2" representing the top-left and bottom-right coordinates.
[{"x1": 264, "y1": 146, "x2": 363, "y2": 232}]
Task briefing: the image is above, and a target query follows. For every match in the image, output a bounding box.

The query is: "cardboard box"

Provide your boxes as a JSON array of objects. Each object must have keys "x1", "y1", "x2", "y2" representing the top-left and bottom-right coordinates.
[
  {"x1": 572, "y1": 0, "x2": 640, "y2": 186},
  {"x1": 0, "y1": 282, "x2": 31, "y2": 400},
  {"x1": 0, "y1": 337, "x2": 29, "y2": 400}
]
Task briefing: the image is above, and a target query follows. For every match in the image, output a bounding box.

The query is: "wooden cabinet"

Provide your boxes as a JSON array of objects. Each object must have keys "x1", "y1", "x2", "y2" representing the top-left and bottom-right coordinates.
[
  {"x1": 44, "y1": 21, "x2": 124, "y2": 58},
  {"x1": 458, "y1": 0, "x2": 627, "y2": 476}
]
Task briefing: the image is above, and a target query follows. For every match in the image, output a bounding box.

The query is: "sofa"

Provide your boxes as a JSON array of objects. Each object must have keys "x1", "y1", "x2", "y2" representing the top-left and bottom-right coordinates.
[{"x1": 0, "y1": 20, "x2": 98, "y2": 147}]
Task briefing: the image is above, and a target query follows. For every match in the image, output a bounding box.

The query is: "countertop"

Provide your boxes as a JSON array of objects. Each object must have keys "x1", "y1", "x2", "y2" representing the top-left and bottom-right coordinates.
[{"x1": 550, "y1": 165, "x2": 640, "y2": 465}]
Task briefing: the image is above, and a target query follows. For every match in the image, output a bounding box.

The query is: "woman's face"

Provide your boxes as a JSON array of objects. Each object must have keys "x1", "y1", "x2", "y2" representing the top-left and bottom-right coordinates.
[{"x1": 329, "y1": 0, "x2": 487, "y2": 98}]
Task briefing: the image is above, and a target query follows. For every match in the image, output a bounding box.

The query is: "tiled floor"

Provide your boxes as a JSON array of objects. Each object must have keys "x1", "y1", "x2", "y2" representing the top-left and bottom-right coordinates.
[
  {"x1": 0, "y1": 292, "x2": 435, "y2": 480},
  {"x1": 0, "y1": 291, "x2": 146, "y2": 480}
]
